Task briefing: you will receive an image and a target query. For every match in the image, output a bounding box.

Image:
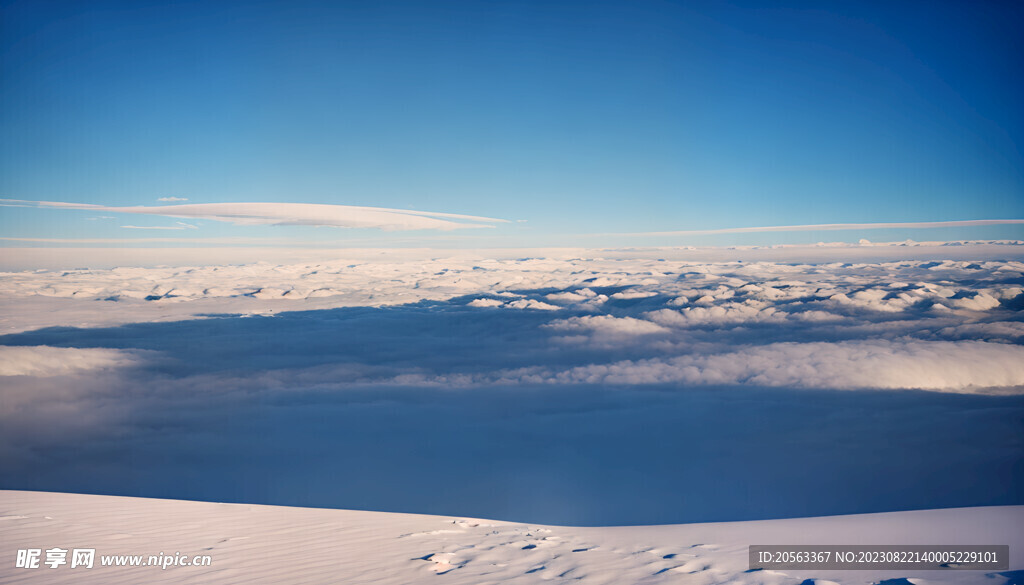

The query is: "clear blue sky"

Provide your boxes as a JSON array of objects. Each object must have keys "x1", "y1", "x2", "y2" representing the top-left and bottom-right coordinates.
[{"x1": 1, "y1": 0, "x2": 1022, "y2": 248}]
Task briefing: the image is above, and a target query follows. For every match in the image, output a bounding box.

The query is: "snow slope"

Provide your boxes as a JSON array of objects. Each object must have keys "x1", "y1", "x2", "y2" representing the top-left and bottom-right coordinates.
[{"x1": 1, "y1": 491, "x2": 1021, "y2": 585}]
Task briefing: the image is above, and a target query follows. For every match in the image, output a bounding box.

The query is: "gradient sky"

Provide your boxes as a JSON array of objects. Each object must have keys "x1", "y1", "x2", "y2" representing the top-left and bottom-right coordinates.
[{"x1": 1, "y1": 0, "x2": 1022, "y2": 249}]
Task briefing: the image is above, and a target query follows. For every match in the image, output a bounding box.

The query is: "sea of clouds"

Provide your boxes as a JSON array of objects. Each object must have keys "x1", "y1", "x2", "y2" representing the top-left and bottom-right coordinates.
[{"x1": 1, "y1": 245, "x2": 1022, "y2": 524}]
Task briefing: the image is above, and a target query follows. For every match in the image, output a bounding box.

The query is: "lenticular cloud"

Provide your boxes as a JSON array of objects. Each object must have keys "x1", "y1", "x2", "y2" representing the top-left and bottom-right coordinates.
[{"x1": 0, "y1": 199, "x2": 507, "y2": 231}]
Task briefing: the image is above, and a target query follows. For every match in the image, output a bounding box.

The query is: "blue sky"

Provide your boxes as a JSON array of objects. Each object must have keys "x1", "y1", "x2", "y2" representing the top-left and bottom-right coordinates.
[{"x1": 1, "y1": 0, "x2": 1022, "y2": 249}]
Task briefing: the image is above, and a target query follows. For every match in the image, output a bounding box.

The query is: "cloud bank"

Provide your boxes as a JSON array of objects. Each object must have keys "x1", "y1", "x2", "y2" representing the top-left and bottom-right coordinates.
[
  {"x1": 509, "y1": 340, "x2": 1024, "y2": 391},
  {"x1": 0, "y1": 345, "x2": 144, "y2": 376}
]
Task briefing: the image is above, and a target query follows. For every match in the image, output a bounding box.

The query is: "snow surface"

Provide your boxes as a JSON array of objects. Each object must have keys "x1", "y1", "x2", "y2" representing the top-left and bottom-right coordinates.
[{"x1": 0, "y1": 491, "x2": 1021, "y2": 585}]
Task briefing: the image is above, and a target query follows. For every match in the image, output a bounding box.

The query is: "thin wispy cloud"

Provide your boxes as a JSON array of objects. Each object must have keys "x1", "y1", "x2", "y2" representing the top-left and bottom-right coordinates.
[
  {"x1": 0, "y1": 199, "x2": 508, "y2": 231},
  {"x1": 619, "y1": 219, "x2": 1024, "y2": 237},
  {"x1": 0, "y1": 236, "x2": 288, "y2": 244},
  {"x1": 157, "y1": 196, "x2": 189, "y2": 202},
  {"x1": 120, "y1": 226, "x2": 184, "y2": 230},
  {"x1": 120, "y1": 221, "x2": 199, "y2": 230}
]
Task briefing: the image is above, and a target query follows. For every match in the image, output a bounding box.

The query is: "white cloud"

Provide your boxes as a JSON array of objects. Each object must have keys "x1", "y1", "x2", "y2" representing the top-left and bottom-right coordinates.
[
  {"x1": 505, "y1": 299, "x2": 560, "y2": 310},
  {"x1": 627, "y1": 219, "x2": 1024, "y2": 237},
  {"x1": 1, "y1": 199, "x2": 507, "y2": 231},
  {"x1": 121, "y1": 221, "x2": 199, "y2": 230},
  {"x1": 645, "y1": 303, "x2": 784, "y2": 326},
  {"x1": 993, "y1": 286, "x2": 1023, "y2": 300},
  {"x1": 545, "y1": 315, "x2": 670, "y2": 337},
  {"x1": 0, "y1": 346, "x2": 145, "y2": 376},
  {"x1": 936, "y1": 321, "x2": 1024, "y2": 341},
  {"x1": 951, "y1": 293, "x2": 1001, "y2": 311},
  {"x1": 524, "y1": 341, "x2": 1024, "y2": 392},
  {"x1": 121, "y1": 225, "x2": 183, "y2": 230},
  {"x1": 790, "y1": 309, "x2": 846, "y2": 322},
  {"x1": 827, "y1": 290, "x2": 914, "y2": 313},
  {"x1": 468, "y1": 298, "x2": 504, "y2": 308},
  {"x1": 546, "y1": 289, "x2": 598, "y2": 303},
  {"x1": 157, "y1": 197, "x2": 189, "y2": 202},
  {"x1": 610, "y1": 290, "x2": 657, "y2": 300}
]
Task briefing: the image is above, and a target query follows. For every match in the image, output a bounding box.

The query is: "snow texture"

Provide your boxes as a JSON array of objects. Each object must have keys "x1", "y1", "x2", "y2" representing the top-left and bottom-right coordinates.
[{"x1": 0, "y1": 491, "x2": 1021, "y2": 585}]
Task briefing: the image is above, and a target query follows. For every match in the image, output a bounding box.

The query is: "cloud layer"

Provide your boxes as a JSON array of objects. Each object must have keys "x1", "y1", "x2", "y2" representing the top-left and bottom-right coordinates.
[
  {"x1": 508, "y1": 340, "x2": 1024, "y2": 391},
  {"x1": 1, "y1": 251, "x2": 1022, "y2": 524},
  {"x1": 0, "y1": 345, "x2": 145, "y2": 377}
]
